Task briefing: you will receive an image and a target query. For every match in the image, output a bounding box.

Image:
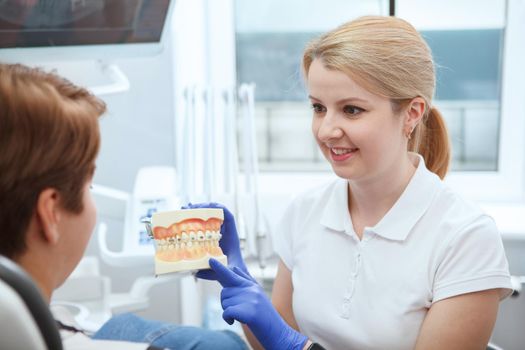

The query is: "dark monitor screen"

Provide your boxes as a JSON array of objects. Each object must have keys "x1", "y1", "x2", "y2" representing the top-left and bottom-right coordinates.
[{"x1": 0, "y1": 0, "x2": 172, "y2": 48}]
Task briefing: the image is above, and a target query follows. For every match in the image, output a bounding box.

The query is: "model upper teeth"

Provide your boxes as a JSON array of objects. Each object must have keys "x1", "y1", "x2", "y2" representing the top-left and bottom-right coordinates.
[{"x1": 332, "y1": 148, "x2": 355, "y2": 155}]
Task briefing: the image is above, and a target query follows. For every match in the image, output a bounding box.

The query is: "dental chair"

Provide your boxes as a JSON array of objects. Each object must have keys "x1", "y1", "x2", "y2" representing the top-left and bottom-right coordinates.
[{"x1": 0, "y1": 255, "x2": 63, "y2": 350}]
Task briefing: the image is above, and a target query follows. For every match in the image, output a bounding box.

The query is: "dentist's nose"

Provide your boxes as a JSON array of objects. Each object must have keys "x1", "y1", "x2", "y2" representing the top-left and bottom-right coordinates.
[{"x1": 315, "y1": 112, "x2": 344, "y2": 142}]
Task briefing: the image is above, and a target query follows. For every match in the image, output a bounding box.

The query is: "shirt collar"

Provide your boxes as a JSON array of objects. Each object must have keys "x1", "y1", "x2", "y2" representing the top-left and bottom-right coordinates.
[
  {"x1": 320, "y1": 177, "x2": 351, "y2": 233},
  {"x1": 320, "y1": 153, "x2": 443, "y2": 241}
]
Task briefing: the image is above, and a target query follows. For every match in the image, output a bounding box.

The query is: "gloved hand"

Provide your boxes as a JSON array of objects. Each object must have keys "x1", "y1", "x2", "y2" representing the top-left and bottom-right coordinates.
[
  {"x1": 209, "y1": 258, "x2": 308, "y2": 350},
  {"x1": 182, "y1": 202, "x2": 250, "y2": 280}
]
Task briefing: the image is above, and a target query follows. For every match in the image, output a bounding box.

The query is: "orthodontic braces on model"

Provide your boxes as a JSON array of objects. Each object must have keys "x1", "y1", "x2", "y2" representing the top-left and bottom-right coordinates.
[{"x1": 144, "y1": 208, "x2": 228, "y2": 275}]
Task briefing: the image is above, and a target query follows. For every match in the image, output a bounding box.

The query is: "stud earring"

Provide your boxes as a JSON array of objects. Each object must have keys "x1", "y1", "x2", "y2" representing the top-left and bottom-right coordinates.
[{"x1": 405, "y1": 126, "x2": 414, "y2": 140}]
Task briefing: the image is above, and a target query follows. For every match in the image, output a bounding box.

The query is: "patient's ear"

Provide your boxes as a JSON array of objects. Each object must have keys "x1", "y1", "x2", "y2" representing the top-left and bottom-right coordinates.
[{"x1": 35, "y1": 188, "x2": 62, "y2": 245}]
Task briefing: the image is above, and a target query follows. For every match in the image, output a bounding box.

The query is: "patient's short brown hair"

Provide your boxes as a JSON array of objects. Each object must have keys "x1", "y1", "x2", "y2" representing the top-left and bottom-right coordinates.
[{"x1": 0, "y1": 63, "x2": 106, "y2": 258}]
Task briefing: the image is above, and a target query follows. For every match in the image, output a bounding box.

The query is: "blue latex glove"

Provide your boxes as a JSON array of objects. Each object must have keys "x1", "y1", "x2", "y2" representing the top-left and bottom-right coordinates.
[
  {"x1": 209, "y1": 258, "x2": 308, "y2": 350},
  {"x1": 182, "y1": 202, "x2": 250, "y2": 280}
]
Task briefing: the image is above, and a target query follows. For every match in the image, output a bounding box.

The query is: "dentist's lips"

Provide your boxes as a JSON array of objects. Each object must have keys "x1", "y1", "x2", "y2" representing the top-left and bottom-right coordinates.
[{"x1": 329, "y1": 147, "x2": 358, "y2": 162}]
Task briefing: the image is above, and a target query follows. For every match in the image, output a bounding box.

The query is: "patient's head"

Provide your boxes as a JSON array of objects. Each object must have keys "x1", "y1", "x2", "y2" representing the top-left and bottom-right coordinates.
[{"x1": 0, "y1": 64, "x2": 106, "y2": 270}]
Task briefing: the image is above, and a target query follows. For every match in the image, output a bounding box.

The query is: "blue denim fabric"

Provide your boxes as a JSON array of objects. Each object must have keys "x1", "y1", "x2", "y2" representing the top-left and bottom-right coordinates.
[{"x1": 93, "y1": 313, "x2": 248, "y2": 350}]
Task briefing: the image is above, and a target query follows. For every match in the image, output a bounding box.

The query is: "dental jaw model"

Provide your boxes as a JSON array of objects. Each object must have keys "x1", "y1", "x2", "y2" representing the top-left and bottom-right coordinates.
[{"x1": 150, "y1": 208, "x2": 228, "y2": 275}]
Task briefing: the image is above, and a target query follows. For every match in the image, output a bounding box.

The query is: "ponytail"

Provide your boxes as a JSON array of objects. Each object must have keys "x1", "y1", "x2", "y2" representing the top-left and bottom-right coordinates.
[{"x1": 409, "y1": 107, "x2": 450, "y2": 179}]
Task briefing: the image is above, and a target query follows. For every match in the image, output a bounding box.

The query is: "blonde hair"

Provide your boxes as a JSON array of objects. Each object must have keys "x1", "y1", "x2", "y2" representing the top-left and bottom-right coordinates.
[{"x1": 303, "y1": 16, "x2": 450, "y2": 179}]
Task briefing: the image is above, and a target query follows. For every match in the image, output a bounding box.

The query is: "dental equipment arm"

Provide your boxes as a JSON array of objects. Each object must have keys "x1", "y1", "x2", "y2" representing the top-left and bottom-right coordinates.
[
  {"x1": 179, "y1": 86, "x2": 196, "y2": 205},
  {"x1": 223, "y1": 87, "x2": 249, "y2": 253},
  {"x1": 203, "y1": 86, "x2": 215, "y2": 202},
  {"x1": 239, "y1": 84, "x2": 268, "y2": 270},
  {"x1": 90, "y1": 61, "x2": 130, "y2": 96}
]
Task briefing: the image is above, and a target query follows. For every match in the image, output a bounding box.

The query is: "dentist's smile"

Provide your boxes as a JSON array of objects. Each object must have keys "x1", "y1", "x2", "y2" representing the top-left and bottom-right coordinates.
[{"x1": 329, "y1": 147, "x2": 359, "y2": 162}]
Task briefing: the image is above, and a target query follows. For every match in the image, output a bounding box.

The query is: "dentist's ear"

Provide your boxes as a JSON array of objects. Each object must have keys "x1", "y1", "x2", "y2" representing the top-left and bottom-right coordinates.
[
  {"x1": 35, "y1": 188, "x2": 62, "y2": 245},
  {"x1": 404, "y1": 97, "x2": 426, "y2": 132}
]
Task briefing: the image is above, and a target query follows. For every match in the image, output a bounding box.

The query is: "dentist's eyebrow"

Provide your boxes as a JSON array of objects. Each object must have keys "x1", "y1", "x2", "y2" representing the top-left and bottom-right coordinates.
[{"x1": 308, "y1": 95, "x2": 369, "y2": 104}]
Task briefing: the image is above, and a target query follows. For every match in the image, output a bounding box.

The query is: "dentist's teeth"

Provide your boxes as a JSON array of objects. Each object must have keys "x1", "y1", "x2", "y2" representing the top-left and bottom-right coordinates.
[{"x1": 332, "y1": 148, "x2": 354, "y2": 155}]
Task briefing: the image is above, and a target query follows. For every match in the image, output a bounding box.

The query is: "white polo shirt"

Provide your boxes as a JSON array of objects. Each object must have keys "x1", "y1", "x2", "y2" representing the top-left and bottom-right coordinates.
[{"x1": 273, "y1": 153, "x2": 512, "y2": 350}]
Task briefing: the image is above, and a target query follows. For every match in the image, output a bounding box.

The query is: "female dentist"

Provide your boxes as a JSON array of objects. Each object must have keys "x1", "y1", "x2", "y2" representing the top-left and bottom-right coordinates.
[{"x1": 191, "y1": 15, "x2": 512, "y2": 350}]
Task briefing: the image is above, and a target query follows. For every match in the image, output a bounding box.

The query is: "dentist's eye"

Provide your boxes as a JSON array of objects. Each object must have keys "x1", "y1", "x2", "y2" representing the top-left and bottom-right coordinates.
[
  {"x1": 343, "y1": 105, "x2": 365, "y2": 116},
  {"x1": 311, "y1": 103, "x2": 326, "y2": 114}
]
